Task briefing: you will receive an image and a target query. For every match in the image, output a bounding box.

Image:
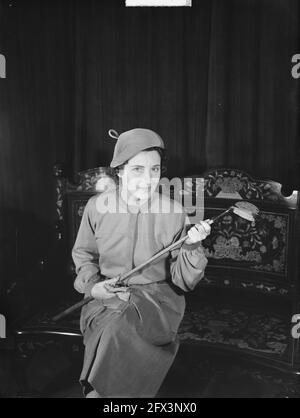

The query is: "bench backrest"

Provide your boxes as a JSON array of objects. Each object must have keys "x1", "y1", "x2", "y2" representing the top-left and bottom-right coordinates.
[{"x1": 54, "y1": 165, "x2": 299, "y2": 298}]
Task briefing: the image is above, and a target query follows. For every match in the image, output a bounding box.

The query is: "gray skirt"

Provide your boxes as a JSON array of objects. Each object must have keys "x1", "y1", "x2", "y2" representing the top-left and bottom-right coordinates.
[{"x1": 79, "y1": 281, "x2": 186, "y2": 398}]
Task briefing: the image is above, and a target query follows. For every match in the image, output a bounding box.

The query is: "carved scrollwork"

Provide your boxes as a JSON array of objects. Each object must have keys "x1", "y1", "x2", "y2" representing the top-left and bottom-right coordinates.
[
  {"x1": 203, "y1": 168, "x2": 297, "y2": 206},
  {"x1": 76, "y1": 167, "x2": 117, "y2": 192},
  {"x1": 53, "y1": 165, "x2": 117, "y2": 241}
]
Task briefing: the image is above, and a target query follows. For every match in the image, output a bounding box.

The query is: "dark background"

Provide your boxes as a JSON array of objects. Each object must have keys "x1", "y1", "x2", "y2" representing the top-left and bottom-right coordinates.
[{"x1": 0, "y1": 0, "x2": 299, "y2": 297}]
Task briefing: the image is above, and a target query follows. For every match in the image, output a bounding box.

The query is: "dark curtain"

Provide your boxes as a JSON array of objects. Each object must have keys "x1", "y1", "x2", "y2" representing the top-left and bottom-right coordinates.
[
  {"x1": 72, "y1": 0, "x2": 300, "y2": 188},
  {"x1": 0, "y1": 0, "x2": 299, "y2": 290},
  {"x1": 72, "y1": 0, "x2": 213, "y2": 178}
]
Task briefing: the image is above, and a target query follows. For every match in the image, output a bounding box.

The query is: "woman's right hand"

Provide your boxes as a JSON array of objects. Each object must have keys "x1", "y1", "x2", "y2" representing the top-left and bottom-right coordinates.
[{"x1": 91, "y1": 277, "x2": 128, "y2": 300}]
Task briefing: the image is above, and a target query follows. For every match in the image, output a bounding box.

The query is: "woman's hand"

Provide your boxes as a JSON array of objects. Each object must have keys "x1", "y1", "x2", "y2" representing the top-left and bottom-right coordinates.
[
  {"x1": 185, "y1": 220, "x2": 211, "y2": 245},
  {"x1": 74, "y1": 270, "x2": 98, "y2": 294},
  {"x1": 91, "y1": 277, "x2": 129, "y2": 301}
]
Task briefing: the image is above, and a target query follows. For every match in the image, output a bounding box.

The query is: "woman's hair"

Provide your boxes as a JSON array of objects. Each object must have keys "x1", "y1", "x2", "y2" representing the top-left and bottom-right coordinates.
[{"x1": 113, "y1": 146, "x2": 167, "y2": 179}]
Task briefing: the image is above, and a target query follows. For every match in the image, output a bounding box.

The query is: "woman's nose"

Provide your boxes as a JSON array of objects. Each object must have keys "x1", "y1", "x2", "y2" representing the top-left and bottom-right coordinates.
[{"x1": 142, "y1": 170, "x2": 152, "y2": 185}]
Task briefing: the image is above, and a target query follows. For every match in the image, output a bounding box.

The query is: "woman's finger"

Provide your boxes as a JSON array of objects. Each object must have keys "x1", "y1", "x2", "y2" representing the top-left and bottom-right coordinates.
[
  {"x1": 104, "y1": 283, "x2": 128, "y2": 293},
  {"x1": 187, "y1": 228, "x2": 202, "y2": 243},
  {"x1": 106, "y1": 277, "x2": 119, "y2": 285},
  {"x1": 203, "y1": 222, "x2": 211, "y2": 233},
  {"x1": 196, "y1": 222, "x2": 211, "y2": 234},
  {"x1": 188, "y1": 229, "x2": 199, "y2": 240}
]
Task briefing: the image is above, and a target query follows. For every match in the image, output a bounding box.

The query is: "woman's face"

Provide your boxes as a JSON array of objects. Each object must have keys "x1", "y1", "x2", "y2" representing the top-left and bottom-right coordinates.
[{"x1": 118, "y1": 150, "x2": 161, "y2": 202}]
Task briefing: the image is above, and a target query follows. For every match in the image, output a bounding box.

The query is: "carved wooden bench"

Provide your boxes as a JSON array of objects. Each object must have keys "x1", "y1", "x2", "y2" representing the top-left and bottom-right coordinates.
[
  {"x1": 181, "y1": 168, "x2": 300, "y2": 374},
  {"x1": 14, "y1": 166, "x2": 300, "y2": 378}
]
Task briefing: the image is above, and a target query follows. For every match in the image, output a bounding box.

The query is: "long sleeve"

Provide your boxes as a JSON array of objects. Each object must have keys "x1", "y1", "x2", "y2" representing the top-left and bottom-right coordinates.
[
  {"x1": 72, "y1": 197, "x2": 100, "y2": 295},
  {"x1": 170, "y1": 215, "x2": 208, "y2": 292}
]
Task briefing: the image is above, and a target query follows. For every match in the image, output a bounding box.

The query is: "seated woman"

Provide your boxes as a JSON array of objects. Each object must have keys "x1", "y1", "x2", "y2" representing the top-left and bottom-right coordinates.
[{"x1": 72, "y1": 128, "x2": 211, "y2": 398}]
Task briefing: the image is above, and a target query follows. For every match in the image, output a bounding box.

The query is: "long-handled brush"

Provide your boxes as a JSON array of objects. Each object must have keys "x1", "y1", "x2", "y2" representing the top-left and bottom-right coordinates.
[{"x1": 52, "y1": 201, "x2": 259, "y2": 322}]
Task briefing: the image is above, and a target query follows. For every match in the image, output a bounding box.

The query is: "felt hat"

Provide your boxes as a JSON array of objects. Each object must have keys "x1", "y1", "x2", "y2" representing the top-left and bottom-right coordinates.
[{"x1": 109, "y1": 128, "x2": 165, "y2": 168}]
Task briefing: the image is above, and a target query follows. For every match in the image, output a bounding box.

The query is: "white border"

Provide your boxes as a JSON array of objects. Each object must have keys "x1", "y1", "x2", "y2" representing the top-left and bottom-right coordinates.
[{"x1": 126, "y1": 0, "x2": 192, "y2": 7}]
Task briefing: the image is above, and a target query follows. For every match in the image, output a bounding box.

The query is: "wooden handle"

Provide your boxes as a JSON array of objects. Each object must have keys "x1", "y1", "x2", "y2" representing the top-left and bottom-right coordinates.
[
  {"x1": 52, "y1": 296, "x2": 93, "y2": 322},
  {"x1": 52, "y1": 211, "x2": 234, "y2": 322},
  {"x1": 115, "y1": 234, "x2": 188, "y2": 286},
  {"x1": 52, "y1": 234, "x2": 189, "y2": 322}
]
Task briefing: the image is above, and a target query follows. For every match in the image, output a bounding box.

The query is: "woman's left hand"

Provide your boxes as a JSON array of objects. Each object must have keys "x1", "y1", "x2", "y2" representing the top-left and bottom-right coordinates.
[
  {"x1": 104, "y1": 277, "x2": 130, "y2": 302},
  {"x1": 185, "y1": 220, "x2": 211, "y2": 245}
]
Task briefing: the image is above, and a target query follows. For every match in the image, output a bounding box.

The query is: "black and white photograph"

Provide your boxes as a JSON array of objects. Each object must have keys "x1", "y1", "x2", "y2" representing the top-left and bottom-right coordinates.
[{"x1": 0, "y1": 0, "x2": 299, "y2": 401}]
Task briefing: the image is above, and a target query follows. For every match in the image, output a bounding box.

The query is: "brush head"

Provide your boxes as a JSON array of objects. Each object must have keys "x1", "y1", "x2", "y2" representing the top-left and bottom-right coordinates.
[
  {"x1": 235, "y1": 201, "x2": 259, "y2": 215},
  {"x1": 232, "y1": 207, "x2": 255, "y2": 222},
  {"x1": 232, "y1": 201, "x2": 259, "y2": 222}
]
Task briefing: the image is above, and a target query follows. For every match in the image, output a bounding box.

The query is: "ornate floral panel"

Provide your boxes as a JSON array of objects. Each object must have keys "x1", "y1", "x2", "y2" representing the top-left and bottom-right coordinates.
[{"x1": 201, "y1": 208, "x2": 289, "y2": 278}]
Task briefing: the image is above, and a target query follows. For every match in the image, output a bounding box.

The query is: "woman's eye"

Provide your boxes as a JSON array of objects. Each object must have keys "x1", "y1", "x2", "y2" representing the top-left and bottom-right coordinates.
[
  {"x1": 152, "y1": 167, "x2": 160, "y2": 173},
  {"x1": 133, "y1": 167, "x2": 143, "y2": 173}
]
